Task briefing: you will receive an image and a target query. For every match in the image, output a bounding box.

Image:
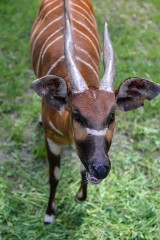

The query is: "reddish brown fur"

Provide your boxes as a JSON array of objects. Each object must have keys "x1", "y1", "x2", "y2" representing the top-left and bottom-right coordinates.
[{"x1": 71, "y1": 90, "x2": 115, "y2": 124}]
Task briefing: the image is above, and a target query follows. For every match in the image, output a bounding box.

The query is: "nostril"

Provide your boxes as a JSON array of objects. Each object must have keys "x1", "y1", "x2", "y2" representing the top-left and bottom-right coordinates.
[{"x1": 92, "y1": 164, "x2": 110, "y2": 179}]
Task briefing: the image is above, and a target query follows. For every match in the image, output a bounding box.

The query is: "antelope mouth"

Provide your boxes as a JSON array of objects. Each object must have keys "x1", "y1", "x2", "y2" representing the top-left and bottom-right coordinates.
[{"x1": 86, "y1": 172, "x2": 102, "y2": 185}]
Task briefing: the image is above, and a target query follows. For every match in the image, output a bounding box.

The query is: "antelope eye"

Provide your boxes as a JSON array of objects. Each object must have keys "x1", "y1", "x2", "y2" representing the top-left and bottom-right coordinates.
[
  {"x1": 72, "y1": 112, "x2": 82, "y2": 122},
  {"x1": 108, "y1": 113, "x2": 115, "y2": 123}
]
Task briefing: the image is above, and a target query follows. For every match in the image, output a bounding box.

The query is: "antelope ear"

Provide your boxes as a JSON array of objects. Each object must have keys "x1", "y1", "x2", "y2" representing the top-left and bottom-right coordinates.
[
  {"x1": 31, "y1": 75, "x2": 68, "y2": 111},
  {"x1": 115, "y1": 77, "x2": 160, "y2": 111}
]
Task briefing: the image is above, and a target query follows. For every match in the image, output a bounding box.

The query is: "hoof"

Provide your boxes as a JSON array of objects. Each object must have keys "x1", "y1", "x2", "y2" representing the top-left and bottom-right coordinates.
[{"x1": 44, "y1": 214, "x2": 55, "y2": 224}]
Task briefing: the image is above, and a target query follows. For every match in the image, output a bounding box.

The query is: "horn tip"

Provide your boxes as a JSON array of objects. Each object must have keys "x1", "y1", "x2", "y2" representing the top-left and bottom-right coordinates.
[{"x1": 105, "y1": 22, "x2": 109, "y2": 32}]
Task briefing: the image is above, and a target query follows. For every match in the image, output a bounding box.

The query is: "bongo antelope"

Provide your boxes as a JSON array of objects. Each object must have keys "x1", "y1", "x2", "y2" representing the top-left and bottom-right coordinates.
[{"x1": 30, "y1": 0, "x2": 160, "y2": 224}]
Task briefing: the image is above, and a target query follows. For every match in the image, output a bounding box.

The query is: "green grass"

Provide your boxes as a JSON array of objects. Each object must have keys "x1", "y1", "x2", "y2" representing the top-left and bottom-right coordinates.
[{"x1": 0, "y1": 0, "x2": 160, "y2": 239}]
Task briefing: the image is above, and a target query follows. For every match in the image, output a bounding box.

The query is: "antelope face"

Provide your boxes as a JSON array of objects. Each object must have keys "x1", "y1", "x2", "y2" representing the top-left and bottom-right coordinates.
[
  {"x1": 32, "y1": 75, "x2": 160, "y2": 185},
  {"x1": 71, "y1": 89, "x2": 116, "y2": 184}
]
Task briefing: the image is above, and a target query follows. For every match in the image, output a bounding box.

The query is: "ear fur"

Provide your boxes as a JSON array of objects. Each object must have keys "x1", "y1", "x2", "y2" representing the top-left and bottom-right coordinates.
[
  {"x1": 115, "y1": 77, "x2": 160, "y2": 111},
  {"x1": 31, "y1": 75, "x2": 68, "y2": 111}
]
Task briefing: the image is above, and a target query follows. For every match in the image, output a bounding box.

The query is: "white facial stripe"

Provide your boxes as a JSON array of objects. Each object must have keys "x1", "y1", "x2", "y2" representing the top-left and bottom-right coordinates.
[
  {"x1": 47, "y1": 138, "x2": 61, "y2": 155},
  {"x1": 86, "y1": 128, "x2": 107, "y2": 136},
  {"x1": 49, "y1": 121, "x2": 63, "y2": 136}
]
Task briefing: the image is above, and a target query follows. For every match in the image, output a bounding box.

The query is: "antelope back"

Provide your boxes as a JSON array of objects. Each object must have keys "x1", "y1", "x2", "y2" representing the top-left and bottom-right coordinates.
[{"x1": 30, "y1": 0, "x2": 100, "y2": 89}]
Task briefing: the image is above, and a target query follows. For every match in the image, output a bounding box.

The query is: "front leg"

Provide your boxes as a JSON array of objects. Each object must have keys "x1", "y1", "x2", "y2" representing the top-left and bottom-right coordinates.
[
  {"x1": 76, "y1": 164, "x2": 88, "y2": 202},
  {"x1": 44, "y1": 137, "x2": 61, "y2": 224}
]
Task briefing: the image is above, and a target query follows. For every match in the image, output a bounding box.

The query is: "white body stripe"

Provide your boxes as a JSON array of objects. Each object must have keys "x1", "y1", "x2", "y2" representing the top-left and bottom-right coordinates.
[
  {"x1": 73, "y1": 28, "x2": 99, "y2": 58},
  {"x1": 76, "y1": 56, "x2": 99, "y2": 80},
  {"x1": 31, "y1": 0, "x2": 59, "y2": 42},
  {"x1": 79, "y1": 0, "x2": 96, "y2": 23},
  {"x1": 47, "y1": 138, "x2": 61, "y2": 155},
  {"x1": 31, "y1": 15, "x2": 63, "y2": 62},
  {"x1": 72, "y1": 17, "x2": 99, "y2": 47},
  {"x1": 86, "y1": 128, "x2": 107, "y2": 136},
  {"x1": 43, "y1": 0, "x2": 53, "y2": 4},
  {"x1": 49, "y1": 121, "x2": 63, "y2": 136},
  {"x1": 42, "y1": 35, "x2": 63, "y2": 62},
  {"x1": 71, "y1": 8, "x2": 96, "y2": 30},
  {"x1": 71, "y1": 3, "x2": 93, "y2": 22},
  {"x1": 36, "y1": 27, "x2": 63, "y2": 75},
  {"x1": 76, "y1": 46, "x2": 99, "y2": 71},
  {"x1": 47, "y1": 55, "x2": 65, "y2": 75}
]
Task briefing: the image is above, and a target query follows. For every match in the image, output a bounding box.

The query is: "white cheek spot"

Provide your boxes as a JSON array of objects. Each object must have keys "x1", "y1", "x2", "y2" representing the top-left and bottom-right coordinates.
[
  {"x1": 54, "y1": 166, "x2": 60, "y2": 180},
  {"x1": 47, "y1": 138, "x2": 61, "y2": 155},
  {"x1": 86, "y1": 128, "x2": 107, "y2": 136},
  {"x1": 77, "y1": 190, "x2": 83, "y2": 199},
  {"x1": 49, "y1": 121, "x2": 63, "y2": 136},
  {"x1": 44, "y1": 214, "x2": 55, "y2": 224}
]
